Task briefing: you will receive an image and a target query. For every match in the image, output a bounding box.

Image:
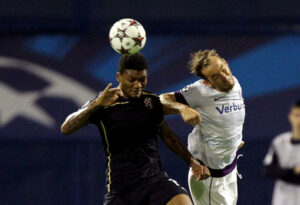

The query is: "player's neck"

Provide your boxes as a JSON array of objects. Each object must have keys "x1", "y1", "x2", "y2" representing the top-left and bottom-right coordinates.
[
  {"x1": 292, "y1": 129, "x2": 300, "y2": 140},
  {"x1": 214, "y1": 87, "x2": 233, "y2": 93},
  {"x1": 119, "y1": 91, "x2": 129, "y2": 99},
  {"x1": 118, "y1": 89, "x2": 141, "y2": 100}
]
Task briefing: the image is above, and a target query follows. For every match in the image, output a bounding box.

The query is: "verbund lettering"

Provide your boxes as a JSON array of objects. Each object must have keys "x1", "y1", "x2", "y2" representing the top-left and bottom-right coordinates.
[{"x1": 216, "y1": 103, "x2": 245, "y2": 114}]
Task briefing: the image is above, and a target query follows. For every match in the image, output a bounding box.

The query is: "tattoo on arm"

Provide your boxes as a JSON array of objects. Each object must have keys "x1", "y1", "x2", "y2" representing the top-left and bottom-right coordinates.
[
  {"x1": 61, "y1": 104, "x2": 97, "y2": 135},
  {"x1": 159, "y1": 121, "x2": 193, "y2": 165}
]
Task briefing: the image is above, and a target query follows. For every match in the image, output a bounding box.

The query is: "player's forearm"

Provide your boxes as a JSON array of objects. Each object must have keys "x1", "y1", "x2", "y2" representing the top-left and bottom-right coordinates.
[
  {"x1": 263, "y1": 164, "x2": 300, "y2": 184},
  {"x1": 164, "y1": 131, "x2": 194, "y2": 165},
  {"x1": 160, "y1": 93, "x2": 189, "y2": 114},
  {"x1": 263, "y1": 164, "x2": 292, "y2": 179},
  {"x1": 159, "y1": 123, "x2": 194, "y2": 165},
  {"x1": 61, "y1": 103, "x2": 97, "y2": 135}
]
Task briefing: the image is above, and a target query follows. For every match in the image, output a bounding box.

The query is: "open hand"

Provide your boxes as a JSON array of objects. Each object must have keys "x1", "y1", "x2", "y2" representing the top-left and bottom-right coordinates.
[{"x1": 93, "y1": 83, "x2": 121, "y2": 107}]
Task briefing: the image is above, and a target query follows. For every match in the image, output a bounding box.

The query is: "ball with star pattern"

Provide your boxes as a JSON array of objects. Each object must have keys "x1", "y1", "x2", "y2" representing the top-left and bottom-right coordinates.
[{"x1": 109, "y1": 18, "x2": 146, "y2": 54}]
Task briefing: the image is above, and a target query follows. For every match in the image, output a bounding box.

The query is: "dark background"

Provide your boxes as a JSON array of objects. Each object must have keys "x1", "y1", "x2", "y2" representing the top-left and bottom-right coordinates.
[{"x1": 0, "y1": 0, "x2": 300, "y2": 204}]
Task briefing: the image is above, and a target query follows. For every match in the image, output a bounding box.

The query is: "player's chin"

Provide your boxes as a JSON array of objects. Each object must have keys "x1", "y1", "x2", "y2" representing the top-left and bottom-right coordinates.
[
  {"x1": 221, "y1": 81, "x2": 234, "y2": 92},
  {"x1": 129, "y1": 91, "x2": 142, "y2": 98},
  {"x1": 220, "y1": 84, "x2": 234, "y2": 92}
]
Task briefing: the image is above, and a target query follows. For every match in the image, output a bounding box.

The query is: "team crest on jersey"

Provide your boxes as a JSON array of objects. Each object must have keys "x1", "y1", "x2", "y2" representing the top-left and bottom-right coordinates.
[{"x1": 144, "y1": 97, "x2": 154, "y2": 109}]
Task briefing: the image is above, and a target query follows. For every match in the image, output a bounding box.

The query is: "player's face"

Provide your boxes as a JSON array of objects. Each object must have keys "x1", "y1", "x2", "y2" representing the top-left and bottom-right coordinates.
[
  {"x1": 117, "y1": 69, "x2": 147, "y2": 99},
  {"x1": 202, "y1": 56, "x2": 234, "y2": 92},
  {"x1": 289, "y1": 107, "x2": 300, "y2": 130}
]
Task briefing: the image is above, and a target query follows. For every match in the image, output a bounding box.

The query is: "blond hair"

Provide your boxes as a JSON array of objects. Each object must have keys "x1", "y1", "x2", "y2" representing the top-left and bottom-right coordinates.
[{"x1": 189, "y1": 49, "x2": 220, "y2": 79}]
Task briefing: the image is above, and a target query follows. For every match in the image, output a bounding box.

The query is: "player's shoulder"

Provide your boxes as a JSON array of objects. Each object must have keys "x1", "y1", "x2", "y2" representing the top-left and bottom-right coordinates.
[
  {"x1": 273, "y1": 131, "x2": 292, "y2": 145},
  {"x1": 142, "y1": 90, "x2": 160, "y2": 102},
  {"x1": 181, "y1": 80, "x2": 204, "y2": 92},
  {"x1": 190, "y1": 79, "x2": 203, "y2": 88},
  {"x1": 142, "y1": 90, "x2": 159, "y2": 97}
]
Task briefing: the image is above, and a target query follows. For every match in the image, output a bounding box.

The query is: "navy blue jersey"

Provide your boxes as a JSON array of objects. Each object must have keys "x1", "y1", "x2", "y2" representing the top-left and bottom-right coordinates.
[{"x1": 87, "y1": 91, "x2": 164, "y2": 193}]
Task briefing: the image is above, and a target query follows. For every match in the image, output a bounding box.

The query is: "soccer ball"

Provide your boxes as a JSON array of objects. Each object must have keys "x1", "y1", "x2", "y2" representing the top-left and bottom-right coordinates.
[{"x1": 109, "y1": 18, "x2": 146, "y2": 54}]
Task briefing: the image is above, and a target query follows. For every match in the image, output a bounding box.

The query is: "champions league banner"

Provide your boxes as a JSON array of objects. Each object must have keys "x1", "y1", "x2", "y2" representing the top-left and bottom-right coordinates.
[
  {"x1": 0, "y1": 34, "x2": 299, "y2": 139},
  {"x1": 0, "y1": 34, "x2": 300, "y2": 204}
]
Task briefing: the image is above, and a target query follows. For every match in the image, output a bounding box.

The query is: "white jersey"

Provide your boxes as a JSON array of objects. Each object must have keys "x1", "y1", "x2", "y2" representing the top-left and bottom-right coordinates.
[
  {"x1": 179, "y1": 76, "x2": 245, "y2": 169},
  {"x1": 263, "y1": 132, "x2": 300, "y2": 205},
  {"x1": 264, "y1": 132, "x2": 300, "y2": 169}
]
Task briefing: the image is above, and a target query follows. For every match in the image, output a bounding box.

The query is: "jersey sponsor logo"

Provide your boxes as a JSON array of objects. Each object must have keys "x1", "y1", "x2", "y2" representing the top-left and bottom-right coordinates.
[
  {"x1": 144, "y1": 97, "x2": 153, "y2": 109},
  {"x1": 216, "y1": 102, "x2": 245, "y2": 114}
]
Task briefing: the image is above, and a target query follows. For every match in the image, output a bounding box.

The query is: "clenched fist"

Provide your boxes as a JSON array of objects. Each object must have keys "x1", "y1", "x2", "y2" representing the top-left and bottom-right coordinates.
[{"x1": 180, "y1": 106, "x2": 201, "y2": 126}]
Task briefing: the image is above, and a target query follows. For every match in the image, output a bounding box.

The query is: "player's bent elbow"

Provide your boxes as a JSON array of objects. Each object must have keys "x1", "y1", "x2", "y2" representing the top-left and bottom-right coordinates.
[
  {"x1": 160, "y1": 93, "x2": 174, "y2": 102},
  {"x1": 60, "y1": 124, "x2": 73, "y2": 135}
]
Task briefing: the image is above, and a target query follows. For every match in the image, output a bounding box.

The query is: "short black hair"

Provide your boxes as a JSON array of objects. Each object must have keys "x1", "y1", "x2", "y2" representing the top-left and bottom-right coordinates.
[{"x1": 118, "y1": 53, "x2": 148, "y2": 74}]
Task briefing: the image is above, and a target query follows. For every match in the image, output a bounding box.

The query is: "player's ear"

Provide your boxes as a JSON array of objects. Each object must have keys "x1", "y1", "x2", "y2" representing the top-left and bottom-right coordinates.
[{"x1": 116, "y1": 72, "x2": 121, "y2": 83}]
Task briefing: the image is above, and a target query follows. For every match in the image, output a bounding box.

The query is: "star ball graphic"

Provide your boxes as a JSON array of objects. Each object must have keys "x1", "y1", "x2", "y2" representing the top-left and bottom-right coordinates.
[{"x1": 0, "y1": 56, "x2": 96, "y2": 129}]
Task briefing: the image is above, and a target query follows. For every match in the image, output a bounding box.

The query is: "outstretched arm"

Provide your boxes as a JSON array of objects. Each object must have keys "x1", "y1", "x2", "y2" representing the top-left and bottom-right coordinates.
[
  {"x1": 61, "y1": 83, "x2": 120, "y2": 135},
  {"x1": 160, "y1": 92, "x2": 201, "y2": 126},
  {"x1": 158, "y1": 121, "x2": 210, "y2": 180}
]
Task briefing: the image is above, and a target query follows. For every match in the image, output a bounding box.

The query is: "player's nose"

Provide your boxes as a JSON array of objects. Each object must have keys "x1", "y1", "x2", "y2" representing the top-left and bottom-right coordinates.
[{"x1": 134, "y1": 81, "x2": 142, "y2": 88}]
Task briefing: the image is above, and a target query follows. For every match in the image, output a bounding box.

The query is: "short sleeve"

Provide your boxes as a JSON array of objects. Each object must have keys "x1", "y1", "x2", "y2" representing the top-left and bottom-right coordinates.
[{"x1": 176, "y1": 81, "x2": 202, "y2": 108}]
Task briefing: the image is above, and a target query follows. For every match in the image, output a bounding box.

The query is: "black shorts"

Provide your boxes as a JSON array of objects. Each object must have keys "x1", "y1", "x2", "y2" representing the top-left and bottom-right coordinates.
[{"x1": 103, "y1": 173, "x2": 188, "y2": 205}]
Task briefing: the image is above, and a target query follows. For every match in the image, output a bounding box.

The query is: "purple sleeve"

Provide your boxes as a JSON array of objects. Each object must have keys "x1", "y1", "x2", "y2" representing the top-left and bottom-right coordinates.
[{"x1": 174, "y1": 91, "x2": 189, "y2": 106}]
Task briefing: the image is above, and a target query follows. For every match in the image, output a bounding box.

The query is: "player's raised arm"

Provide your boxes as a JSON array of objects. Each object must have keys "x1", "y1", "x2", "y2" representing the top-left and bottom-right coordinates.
[
  {"x1": 158, "y1": 121, "x2": 210, "y2": 181},
  {"x1": 160, "y1": 92, "x2": 201, "y2": 126},
  {"x1": 61, "y1": 83, "x2": 120, "y2": 135}
]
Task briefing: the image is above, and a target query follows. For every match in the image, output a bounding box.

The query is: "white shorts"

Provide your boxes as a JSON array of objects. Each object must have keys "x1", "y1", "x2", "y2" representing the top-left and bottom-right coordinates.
[{"x1": 188, "y1": 167, "x2": 238, "y2": 205}]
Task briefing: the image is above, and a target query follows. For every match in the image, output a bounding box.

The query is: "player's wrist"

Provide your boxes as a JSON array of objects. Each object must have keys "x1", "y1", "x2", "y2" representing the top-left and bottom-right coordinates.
[
  {"x1": 179, "y1": 105, "x2": 190, "y2": 114},
  {"x1": 88, "y1": 100, "x2": 104, "y2": 111},
  {"x1": 188, "y1": 157, "x2": 199, "y2": 167}
]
